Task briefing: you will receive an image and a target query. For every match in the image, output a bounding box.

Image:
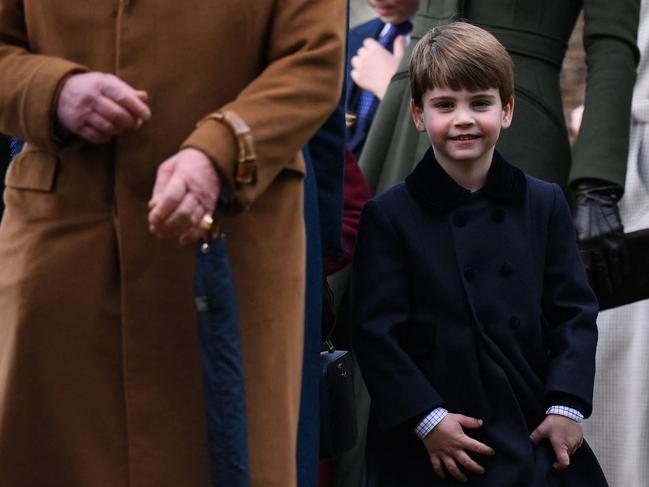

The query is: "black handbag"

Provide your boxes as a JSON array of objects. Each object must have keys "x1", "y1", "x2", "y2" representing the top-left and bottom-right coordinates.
[
  {"x1": 584, "y1": 228, "x2": 649, "y2": 310},
  {"x1": 319, "y1": 279, "x2": 358, "y2": 459}
]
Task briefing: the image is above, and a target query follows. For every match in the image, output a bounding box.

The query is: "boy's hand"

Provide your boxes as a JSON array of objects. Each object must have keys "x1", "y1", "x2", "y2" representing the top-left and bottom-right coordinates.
[
  {"x1": 422, "y1": 413, "x2": 495, "y2": 483},
  {"x1": 350, "y1": 35, "x2": 406, "y2": 100},
  {"x1": 530, "y1": 415, "x2": 584, "y2": 471}
]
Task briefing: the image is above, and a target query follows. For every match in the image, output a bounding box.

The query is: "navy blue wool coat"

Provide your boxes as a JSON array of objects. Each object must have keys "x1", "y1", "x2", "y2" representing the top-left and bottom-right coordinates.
[{"x1": 352, "y1": 149, "x2": 607, "y2": 486}]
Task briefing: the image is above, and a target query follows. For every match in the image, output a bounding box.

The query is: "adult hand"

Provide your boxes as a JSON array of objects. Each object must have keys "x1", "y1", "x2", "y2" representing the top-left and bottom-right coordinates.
[
  {"x1": 56, "y1": 72, "x2": 151, "y2": 144},
  {"x1": 422, "y1": 413, "x2": 495, "y2": 483},
  {"x1": 148, "y1": 148, "x2": 221, "y2": 244},
  {"x1": 530, "y1": 415, "x2": 583, "y2": 471},
  {"x1": 574, "y1": 179, "x2": 630, "y2": 296},
  {"x1": 350, "y1": 35, "x2": 406, "y2": 100}
]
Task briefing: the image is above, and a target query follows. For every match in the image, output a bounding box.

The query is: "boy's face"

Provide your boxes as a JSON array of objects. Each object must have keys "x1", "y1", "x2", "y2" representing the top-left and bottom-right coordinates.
[
  {"x1": 368, "y1": 0, "x2": 418, "y2": 25},
  {"x1": 410, "y1": 86, "x2": 514, "y2": 171}
]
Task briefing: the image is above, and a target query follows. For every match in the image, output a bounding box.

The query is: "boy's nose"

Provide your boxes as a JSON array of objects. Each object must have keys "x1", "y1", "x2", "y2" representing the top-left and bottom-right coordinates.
[{"x1": 453, "y1": 108, "x2": 474, "y2": 126}]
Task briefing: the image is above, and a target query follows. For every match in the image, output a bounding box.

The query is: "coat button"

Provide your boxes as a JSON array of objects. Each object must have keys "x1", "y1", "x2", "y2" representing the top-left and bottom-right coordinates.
[
  {"x1": 492, "y1": 208, "x2": 505, "y2": 223},
  {"x1": 509, "y1": 316, "x2": 521, "y2": 329},
  {"x1": 500, "y1": 262, "x2": 513, "y2": 277},
  {"x1": 452, "y1": 213, "x2": 466, "y2": 227},
  {"x1": 464, "y1": 268, "x2": 476, "y2": 281}
]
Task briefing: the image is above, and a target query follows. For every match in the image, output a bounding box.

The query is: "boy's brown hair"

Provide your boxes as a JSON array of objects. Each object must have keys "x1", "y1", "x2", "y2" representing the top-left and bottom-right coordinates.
[{"x1": 410, "y1": 21, "x2": 513, "y2": 107}]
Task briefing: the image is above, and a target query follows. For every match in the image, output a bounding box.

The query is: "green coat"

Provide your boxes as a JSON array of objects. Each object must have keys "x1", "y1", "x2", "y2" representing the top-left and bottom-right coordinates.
[{"x1": 360, "y1": 0, "x2": 640, "y2": 195}]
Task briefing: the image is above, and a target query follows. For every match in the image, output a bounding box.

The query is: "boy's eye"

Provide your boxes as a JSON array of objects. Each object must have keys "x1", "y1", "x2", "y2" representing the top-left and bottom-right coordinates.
[
  {"x1": 433, "y1": 101, "x2": 454, "y2": 109},
  {"x1": 472, "y1": 99, "x2": 492, "y2": 108}
]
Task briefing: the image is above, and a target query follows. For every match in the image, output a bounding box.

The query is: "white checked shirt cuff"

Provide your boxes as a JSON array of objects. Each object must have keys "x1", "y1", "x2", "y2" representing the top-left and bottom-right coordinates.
[
  {"x1": 414, "y1": 407, "x2": 448, "y2": 439},
  {"x1": 546, "y1": 405, "x2": 584, "y2": 422}
]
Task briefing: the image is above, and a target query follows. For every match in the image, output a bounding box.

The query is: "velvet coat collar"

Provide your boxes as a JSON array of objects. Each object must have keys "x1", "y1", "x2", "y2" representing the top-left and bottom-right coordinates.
[{"x1": 405, "y1": 147, "x2": 527, "y2": 212}]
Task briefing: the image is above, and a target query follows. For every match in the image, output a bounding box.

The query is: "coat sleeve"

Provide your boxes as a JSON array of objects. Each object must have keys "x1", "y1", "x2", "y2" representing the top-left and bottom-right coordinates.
[
  {"x1": 0, "y1": 0, "x2": 89, "y2": 150},
  {"x1": 352, "y1": 199, "x2": 444, "y2": 433},
  {"x1": 570, "y1": 0, "x2": 641, "y2": 188},
  {"x1": 542, "y1": 184, "x2": 599, "y2": 417},
  {"x1": 182, "y1": 0, "x2": 346, "y2": 211}
]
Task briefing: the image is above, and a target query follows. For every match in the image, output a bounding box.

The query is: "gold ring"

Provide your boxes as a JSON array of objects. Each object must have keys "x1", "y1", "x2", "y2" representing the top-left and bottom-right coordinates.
[{"x1": 200, "y1": 214, "x2": 214, "y2": 231}]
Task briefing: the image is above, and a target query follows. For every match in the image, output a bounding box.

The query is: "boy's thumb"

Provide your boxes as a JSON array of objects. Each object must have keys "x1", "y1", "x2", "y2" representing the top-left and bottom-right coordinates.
[{"x1": 393, "y1": 35, "x2": 406, "y2": 58}]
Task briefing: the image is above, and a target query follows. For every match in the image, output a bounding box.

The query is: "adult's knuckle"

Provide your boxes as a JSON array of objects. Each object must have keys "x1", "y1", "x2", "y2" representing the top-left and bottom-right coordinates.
[
  {"x1": 166, "y1": 195, "x2": 182, "y2": 208},
  {"x1": 182, "y1": 207, "x2": 195, "y2": 220},
  {"x1": 103, "y1": 73, "x2": 121, "y2": 87},
  {"x1": 112, "y1": 91, "x2": 128, "y2": 104},
  {"x1": 97, "y1": 118, "x2": 111, "y2": 131},
  {"x1": 80, "y1": 92, "x2": 96, "y2": 106}
]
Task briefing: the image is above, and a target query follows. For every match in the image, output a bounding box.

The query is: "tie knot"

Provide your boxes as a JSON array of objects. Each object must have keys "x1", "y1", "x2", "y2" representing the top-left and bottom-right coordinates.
[{"x1": 379, "y1": 20, "x2": 412, "y2": 50}]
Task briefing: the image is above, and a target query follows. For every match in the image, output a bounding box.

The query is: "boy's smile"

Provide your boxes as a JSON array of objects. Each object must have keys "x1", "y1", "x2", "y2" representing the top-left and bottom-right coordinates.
[{"x1": 411, "y1": 87, "x2": 514, "y2": 186}]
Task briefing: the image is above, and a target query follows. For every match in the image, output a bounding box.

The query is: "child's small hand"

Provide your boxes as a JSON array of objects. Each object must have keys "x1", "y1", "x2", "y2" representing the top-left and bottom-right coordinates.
[
  {"x1": 350, "y1": 36, "x2": 406, "y2": 100},
  {"x1": 422, "y1": 413, "x2": 495, "y2": 483},
  {"x1": 530, "y1": 415, "x2": 584, "y2": 470}
]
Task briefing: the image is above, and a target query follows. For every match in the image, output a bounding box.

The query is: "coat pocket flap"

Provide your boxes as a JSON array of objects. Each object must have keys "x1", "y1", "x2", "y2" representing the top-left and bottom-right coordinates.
[{"x1": 5, "y1": 148, "x2": 58, "y2": 192}]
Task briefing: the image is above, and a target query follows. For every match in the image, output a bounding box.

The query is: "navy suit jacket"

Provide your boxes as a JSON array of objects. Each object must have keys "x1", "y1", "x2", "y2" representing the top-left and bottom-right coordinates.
[
  {"x1": 352, "y1": 149, "x2": 607, "y2": 486},
  {"x1": 345, "y1": 17, "x2": 384, "y2": 156}
]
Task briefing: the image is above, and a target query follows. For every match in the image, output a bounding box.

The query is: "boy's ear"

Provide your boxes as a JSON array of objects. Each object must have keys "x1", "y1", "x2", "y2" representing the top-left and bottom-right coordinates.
[
  {"x1": 501, "y1": 95, "x2": 515, "y2": 128},
  {"x1": 410, "y1": 99, "x2": 426, "y2": 132}
]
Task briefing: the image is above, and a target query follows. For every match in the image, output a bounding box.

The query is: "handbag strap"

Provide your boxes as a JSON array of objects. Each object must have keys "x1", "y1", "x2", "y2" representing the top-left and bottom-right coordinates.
[{"x1": 322, "y1": 277, "x2": 337, "y2": 352}]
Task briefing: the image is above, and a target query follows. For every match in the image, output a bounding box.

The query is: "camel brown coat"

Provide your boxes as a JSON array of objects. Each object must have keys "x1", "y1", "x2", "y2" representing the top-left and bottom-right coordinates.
[{"x1": 0, "y1": 2, "x2": 345, "y2": 487}]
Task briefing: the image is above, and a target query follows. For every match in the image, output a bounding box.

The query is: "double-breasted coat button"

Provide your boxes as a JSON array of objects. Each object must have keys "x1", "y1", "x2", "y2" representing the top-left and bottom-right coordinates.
[
  {"x1": 500, "y1": 262, "x2": 513, "y2": 277},
  {"x1": 452, "y1": 213, "x2": 467, "y2": 227},
  {"x1": 464, "y1": 268, "x2": 476, "y2": 281},
  {"x1": 509, "y1": 316, "x2": 521, "y2": 329},
  {"x1": 492, "y1": 208, "x2": 505, "y2": 223}
]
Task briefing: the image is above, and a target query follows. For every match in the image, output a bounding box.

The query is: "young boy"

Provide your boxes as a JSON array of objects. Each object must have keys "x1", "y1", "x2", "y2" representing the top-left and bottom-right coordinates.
[{"x1": 352, "y1": 22, "x2": 608, "y2": 486}]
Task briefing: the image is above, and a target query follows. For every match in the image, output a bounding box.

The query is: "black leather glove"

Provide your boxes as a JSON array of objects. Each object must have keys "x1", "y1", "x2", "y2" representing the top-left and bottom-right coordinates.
[{"x1": 574, "y1": 179, "x2": 630, "y2": 296}]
